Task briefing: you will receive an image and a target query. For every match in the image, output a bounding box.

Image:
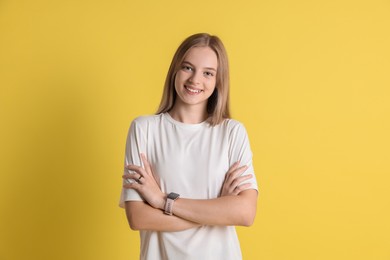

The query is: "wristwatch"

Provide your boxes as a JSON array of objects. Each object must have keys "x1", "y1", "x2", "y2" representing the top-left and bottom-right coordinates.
[{"x1": 164, "y1": 192, "x2": 180, "y2": 215}]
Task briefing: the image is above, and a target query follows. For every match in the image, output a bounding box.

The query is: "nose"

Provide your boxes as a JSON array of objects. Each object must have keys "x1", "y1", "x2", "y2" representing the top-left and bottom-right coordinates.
[{"x1": 188, "y1": 71, "x2": 201, "y2": 84}]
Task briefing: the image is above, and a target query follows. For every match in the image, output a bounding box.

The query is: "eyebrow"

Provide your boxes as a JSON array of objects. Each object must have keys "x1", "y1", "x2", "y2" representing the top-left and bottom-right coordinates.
[{"x1": 182, "y1": 61, "x2": 217, "y2": 72}]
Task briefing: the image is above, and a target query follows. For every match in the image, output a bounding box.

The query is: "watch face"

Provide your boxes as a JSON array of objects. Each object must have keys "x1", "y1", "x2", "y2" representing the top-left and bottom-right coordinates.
[{"x1": 168, "y1": 192, "x2": 180, "y2": 200}]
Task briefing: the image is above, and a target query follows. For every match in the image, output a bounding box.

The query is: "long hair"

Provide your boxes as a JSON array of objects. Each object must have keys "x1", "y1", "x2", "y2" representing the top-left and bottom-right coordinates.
[{"x1": 156, "y1": 33, "x2": 231, "y2": 126}]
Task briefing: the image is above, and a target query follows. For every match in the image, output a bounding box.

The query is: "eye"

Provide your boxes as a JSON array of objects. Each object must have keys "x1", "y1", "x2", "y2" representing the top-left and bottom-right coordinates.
[
  {"x1": 182, "y1": 66, "x2": 193, "y2": 71},
  {"x1": 204, "y1": 71, "x2": 214, "y2": 77}
]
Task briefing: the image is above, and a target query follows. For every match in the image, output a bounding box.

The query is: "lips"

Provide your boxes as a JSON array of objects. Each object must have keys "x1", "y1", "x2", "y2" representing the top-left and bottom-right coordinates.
[{"x1": 185, "y1": 85, "x2": 202, "y2": 94}]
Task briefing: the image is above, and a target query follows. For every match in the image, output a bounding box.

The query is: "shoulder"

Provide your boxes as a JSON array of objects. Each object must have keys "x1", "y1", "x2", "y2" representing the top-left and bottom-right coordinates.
[
  {"x1": 219, "y1": 118, "x2": 247, "y2": 132},
  {"x1": 127, "y1": 114, "x2": 164, "y2": 136},
  {"x1": 130, "y1": 114, "x2": 163, "y2": 128},
  {"x1": 216, "y1": 118, "x2": 251, "y2": 142}
]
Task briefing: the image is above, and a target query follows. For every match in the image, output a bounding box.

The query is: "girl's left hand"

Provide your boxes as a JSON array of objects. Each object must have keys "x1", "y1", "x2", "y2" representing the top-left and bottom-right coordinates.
[
  {"x1": 123, "y1": 154, "x2": 166, "y2": 209},
  {"x1": 220, "y1": 162, "x2": 253, "y2": 197}
]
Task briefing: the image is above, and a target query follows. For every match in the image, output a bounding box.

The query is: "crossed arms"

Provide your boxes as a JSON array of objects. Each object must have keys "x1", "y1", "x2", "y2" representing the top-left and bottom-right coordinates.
[{"x1": 123, "y1": 154, "x2": 258, "y2": 232}]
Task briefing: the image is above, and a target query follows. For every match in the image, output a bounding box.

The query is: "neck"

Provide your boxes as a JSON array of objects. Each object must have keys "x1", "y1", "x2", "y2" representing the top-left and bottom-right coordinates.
[{"x1": 169, "y1": 104, "x2": 208, "y2": 124}]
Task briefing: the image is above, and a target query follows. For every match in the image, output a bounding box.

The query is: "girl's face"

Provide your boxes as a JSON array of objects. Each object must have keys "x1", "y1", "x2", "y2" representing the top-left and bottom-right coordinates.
[{"x1": 174, "y1": 46, "x2": 218, "y2": 111}]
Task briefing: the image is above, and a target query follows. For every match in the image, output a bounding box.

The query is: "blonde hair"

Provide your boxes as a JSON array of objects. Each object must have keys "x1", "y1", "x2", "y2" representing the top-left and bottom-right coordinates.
[{"x1": 156, "y1": 33, "x2": 231, "y2": 126}]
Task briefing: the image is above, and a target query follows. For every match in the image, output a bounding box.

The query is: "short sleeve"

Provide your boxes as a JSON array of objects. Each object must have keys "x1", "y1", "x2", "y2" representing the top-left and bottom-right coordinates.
[
  {"x1": 119, "y1": 120, "x2": 146, "y2": 208},
  {"x1": 228, "y1": 122, "x2": 258, "y2": 192}
]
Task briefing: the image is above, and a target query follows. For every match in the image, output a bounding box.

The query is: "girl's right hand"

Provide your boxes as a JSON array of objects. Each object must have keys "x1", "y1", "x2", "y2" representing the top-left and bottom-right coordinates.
[
  {"x1": 123, "y1": 154, "x2": 166, "y2": 210},
  {"x1": 220, "y1": 162, "x2": 253, "y2": 196}
]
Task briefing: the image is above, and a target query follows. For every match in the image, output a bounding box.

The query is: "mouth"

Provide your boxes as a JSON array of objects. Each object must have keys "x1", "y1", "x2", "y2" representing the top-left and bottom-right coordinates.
[{"x1": 185, "y1": 85, "x2": 203, "y2": 94}]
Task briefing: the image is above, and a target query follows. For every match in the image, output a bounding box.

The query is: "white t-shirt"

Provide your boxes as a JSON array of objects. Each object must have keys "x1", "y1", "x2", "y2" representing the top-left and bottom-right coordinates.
[{"x1": 119, "y1": 112, "x2": 258, "y2": 260}]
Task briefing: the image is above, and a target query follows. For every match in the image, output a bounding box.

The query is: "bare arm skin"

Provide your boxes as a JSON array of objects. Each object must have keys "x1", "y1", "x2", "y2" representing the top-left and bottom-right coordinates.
[
  {"x1": 125, "y1": 201, "x2": 200, "y2": 231},
  {"x1": 123, "y1": 154, "x2": 258, "y2": 230},
  {"x1": 170, "y1": 189, "x2": 257, "y2": 227}
]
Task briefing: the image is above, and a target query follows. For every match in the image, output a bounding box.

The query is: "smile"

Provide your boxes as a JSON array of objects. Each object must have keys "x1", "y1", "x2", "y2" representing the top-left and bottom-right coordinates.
[{"x1": 185, "y1": 85, "x2": 203, "y2": 94}]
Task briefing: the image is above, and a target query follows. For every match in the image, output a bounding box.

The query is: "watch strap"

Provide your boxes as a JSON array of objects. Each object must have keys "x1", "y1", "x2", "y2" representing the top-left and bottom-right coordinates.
[{"x1": 164, "y1": 192, "x2": 180, "y2": 215}]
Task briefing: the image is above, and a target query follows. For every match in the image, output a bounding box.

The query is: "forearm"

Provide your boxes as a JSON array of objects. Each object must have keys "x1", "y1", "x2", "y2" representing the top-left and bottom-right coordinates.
[
  {"x1": 125, "y1": 201, "x2": 200, "y2": 232},
  {"x1": 124, "y1": 156, "x2": 257, "y2": 228},
  {"x1": 168, "y1": 190, "x2": 258, "y2": 227}
]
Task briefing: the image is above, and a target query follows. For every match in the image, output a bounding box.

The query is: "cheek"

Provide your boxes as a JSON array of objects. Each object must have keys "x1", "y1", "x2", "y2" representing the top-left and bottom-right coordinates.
[
  {"x1": 174, "y1": 71, "x2": 185, "y2": 85},
  {"x1": 208, "y1": 79, "x2": 217, "y2": 91},
  {"x1": 174, "y1": 73, "x2": 181, "y2": 89}
]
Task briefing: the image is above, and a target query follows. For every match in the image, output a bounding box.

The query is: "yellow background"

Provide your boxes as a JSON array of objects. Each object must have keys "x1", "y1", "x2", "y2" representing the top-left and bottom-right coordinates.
[{"x1": 1, "y1": 0, "x2": 389, "y2": 259}]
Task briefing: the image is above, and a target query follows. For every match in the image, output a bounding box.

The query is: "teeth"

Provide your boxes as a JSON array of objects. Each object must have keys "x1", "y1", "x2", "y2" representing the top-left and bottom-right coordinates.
[{"x1": 185, "y1": 86, "x2": 201, "y2": 93}]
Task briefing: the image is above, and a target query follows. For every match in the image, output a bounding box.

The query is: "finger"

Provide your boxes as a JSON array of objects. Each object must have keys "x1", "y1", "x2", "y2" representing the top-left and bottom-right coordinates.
[
  {"x1": 227, "y1": 161, "x2": 240, "y2": 175},
  {"x1": 227, "y1": 165, "x2": 248, "y2": 183},
  {"x1": 126, "y1": 164, "x2": 142, "y2": 170},
  {"x1": 227, "y1": 174, "x2": 252, "y2": 193},
  {"x1": 224, "y1": 162, "x2": 241, "y2": 182},
  {"x1": 231, "y1": 180, "x2": 252, "y2": 195},
  {"x1": 123, "y1": 174, "x2": 135, "y2": 179},
  {"x1": 234, "y1": 183, "x2": 252, "y2": 195},
  {"x1": 141, "y1": 153, "x2": 152, "y2": 176},
  {"x1": 123, "y1": 181, "x2": 141, "y2": 190},
  {"x1": 126, "y1": 165, "x2": 145, "y2": 176},
  {"x1": 230, "y1": 174, "x2": 252, "y2": 189},
  {"x1": 233, "y1": 174, "x2": 253, "y2": 185},
  {"x1": 122, "y1": 173, "x2": 143, "y2": 181}
]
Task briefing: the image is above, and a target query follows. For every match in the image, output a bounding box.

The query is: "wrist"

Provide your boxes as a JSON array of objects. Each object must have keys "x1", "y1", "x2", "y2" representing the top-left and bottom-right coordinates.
[
  {"x1": 164, "y1": 192, "x2": 180, "y2": 215},
  {"x1": 159, "y1": 193, "x2": 167, "y2": 210}
]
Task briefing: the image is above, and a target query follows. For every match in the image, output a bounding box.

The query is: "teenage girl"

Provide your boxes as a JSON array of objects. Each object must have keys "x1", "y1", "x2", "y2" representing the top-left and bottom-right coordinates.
[{"x1": 120, "y1": 33, "x2": 258, "y2": 260}]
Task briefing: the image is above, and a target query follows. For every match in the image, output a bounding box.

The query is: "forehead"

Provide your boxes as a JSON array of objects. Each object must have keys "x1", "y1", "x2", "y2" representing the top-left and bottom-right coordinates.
[{"x1": 183, "y1": 46, "x2": 218, "y2": 69}]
